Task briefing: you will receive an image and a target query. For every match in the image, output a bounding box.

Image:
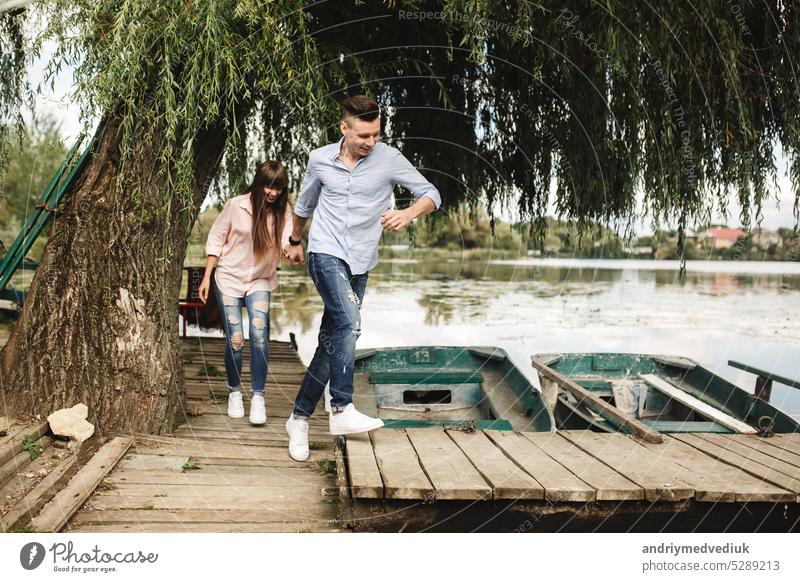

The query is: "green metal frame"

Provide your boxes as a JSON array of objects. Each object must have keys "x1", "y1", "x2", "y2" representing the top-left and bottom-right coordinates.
[{"x1": 0, "y1": 133, "x2": 93, "y2": 292}]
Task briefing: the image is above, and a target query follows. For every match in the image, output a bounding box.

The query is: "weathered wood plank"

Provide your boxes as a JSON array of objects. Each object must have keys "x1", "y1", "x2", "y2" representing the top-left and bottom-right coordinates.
[
  {"x1": 0, "y1": 452, "x2": 78, "y2": 532},
  {"x1": 344, "y1": 433, "x2": 383, "y2": 499},
  {"x1": 447, "y1": 429, "x2": 542, "y2": 499},
  {"x1": 484, "y1": 430, "x2": 587, "y2": 501},
  {"x1": 370, "y1": 429, "x2": 433, "y2": 500},
  {"x1": 696, "y1": 434, "x2": 800, "y2": 487},
  {"x1": 0, "y1": 437, "x2": 52, "y2": 488},
  {"x1": 32, "y1": 437, "x2": 133, "y2": 532},
  {"x1": 672, "y1": 434, "x2": 800, "y2": 499},
  {"x1": 0, "y1": 421, "x2": 49, "y2": 467},
  {"x1": 520, "y1": 432, "x2": 641, "y2": 501},
  {"x1": 639, "y1": 374, "x2": 756, "y2": 434},
  {"x1": 718, "y1": 434, "x2": 800, "y2": 470},
  {"x1": 559, "y1": 430, "x2": 694, "y2": 501},
  {"x1": 88, "y1": 491, "x2": 332, "y2": 510},
  {"x1": 405, "y1": 428, "x2": 491, "y2": 500},
  {"x1": 764, "y1": 434, "x2": 800, "y2": 458},
  {"x1": 69, "y1": 507, "x2": 338, "y2": 524},
  {"x1": 68, "y1": 521, "x2": 342, "y2": 533},
  {"x1": 638, "y1": 436, "x2": 793, "y2": 502}
]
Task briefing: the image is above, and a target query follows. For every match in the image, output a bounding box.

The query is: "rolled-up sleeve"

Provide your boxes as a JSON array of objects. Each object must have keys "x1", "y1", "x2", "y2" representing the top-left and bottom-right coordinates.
[
  {"x1": 293, "y1": 156, "x2": 322, "y2": 218},
  {"x1": 205, "y1": 201, "x2": 232, "y2": 256},
  {"x1": 391, "y1": 150, "x2": 441, "y2": 209}
]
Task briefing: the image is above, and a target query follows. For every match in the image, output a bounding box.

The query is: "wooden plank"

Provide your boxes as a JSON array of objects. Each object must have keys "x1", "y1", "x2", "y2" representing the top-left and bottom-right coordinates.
[
  {"x1": 520, "y1": 432, "x2": 641, "y2": 501},
  {"x1": 87, "y1": 490, "x2": 331, "y2": 510},
  {"x1": 369, "y1": 429, "x2": 433, "y2": 500},
  {"x1": 334, "y1": 436, "x2": 352, "y2": 528},
  {"x1": 0, "y1": 453, "x2": 78, "y2": 532},
  {"x1": 484, "y1": 430, "x2": 586, "y2": 501},
  {"x1": 559, "y1": 430, "x2": 694, "y2": 501},
  {"x1": 447, "y1": 429, "x2": 541, "y2": 499},
  {"x1": 404, "y1": 428, "x2": 491, "y2": 500},
  {"x1": 0, "y1": 421, "x2": 49, "y2": 467},
  {"x1": 533, "y1": 360, "x2": 663, "y2": 443},
  {"x1": 765, "y1": 434, "x2": 800, "y2": 457},
  {"x1": 70, "y1": 507, "x2": 338, "y2": 525},
  {"x1": 130, "y1": 436, "x2": 328, "y2": 462},
  {"x1": 32, "y1": 437, "x2": 133, "y2": 532},
  {"x1": 639, "y1": 374, "x2": 757, "y2": 434},
  {"x1": 638, "y1": 436, "x2": 792, "y2": 502},
  {"x1": 721, "y1": 434, "x2": 800, "y2": 470},
  {"x1": 344, "y1": 433, "x2": 383, "y2": 499},
  {"x1": 0, "y1": 437, "x2": 52, "y2": 488},
  {"x1": 728, "y1": 360, "x2": 799, "y2": 388},
  {"x1": 697, "y1": 434, "x2": 800, "y2": 484},
  {"x1": 672, "y1": 434, "x2": 800, "y2": 499}
]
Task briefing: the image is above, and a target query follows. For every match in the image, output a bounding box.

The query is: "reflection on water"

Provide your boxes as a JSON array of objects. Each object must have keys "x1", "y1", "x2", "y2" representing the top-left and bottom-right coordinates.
[{"x1": 223, "y1": 258, "x2": 800, "y2": 417}]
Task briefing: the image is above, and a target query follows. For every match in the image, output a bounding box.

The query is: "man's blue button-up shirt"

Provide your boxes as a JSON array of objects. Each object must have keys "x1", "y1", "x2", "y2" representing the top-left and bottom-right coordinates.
[{"x1": 294, "y1": 137, "x2": 441, "y2": 275}]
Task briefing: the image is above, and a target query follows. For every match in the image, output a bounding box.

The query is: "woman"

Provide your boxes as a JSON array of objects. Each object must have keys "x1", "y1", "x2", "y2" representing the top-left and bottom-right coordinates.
[{"x1": 198, "y1": 161, "x2": 293, "y2": 425}]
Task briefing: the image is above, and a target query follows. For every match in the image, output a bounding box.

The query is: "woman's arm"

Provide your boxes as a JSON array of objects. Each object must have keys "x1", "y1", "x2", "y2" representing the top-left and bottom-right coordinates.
[{"x1": 198, "y1": 255, "x2": 218, "y2": 304}]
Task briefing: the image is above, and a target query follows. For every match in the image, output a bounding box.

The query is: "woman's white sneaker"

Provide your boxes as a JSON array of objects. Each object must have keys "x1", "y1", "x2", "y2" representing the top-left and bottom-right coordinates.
[
  {"x1": 227, "y1": 391, "x2": 244, "y2": 418},
  {"x1": 249, "y1": 394, "x2": 267, "y2": 425},
  {"x1": 286, "y1": 414, "x2": 310, "y2": 461},
  {"x1": 329, "y1": 403, "x2": 384, "y2": 435}
]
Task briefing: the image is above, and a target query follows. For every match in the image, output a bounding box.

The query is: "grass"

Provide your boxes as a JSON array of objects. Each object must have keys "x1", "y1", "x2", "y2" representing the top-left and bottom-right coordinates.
[
  {"x1": 96, "y1": 480, "x2": 116, "y2": 491},
  {"x1": 10, "y1": 525, "x2": 38, "y2": 533},
  {"x1": 314, "y1": 458, "x2": 336, "y2": 476},
  {"x1": 182, "y1": 458, "x2": 200, "y2": 472},
  {"x1": 308, "y1": 442, "x2": 327, "y2": 451},
  {"x1": 22, "y1": 437, "x2": 43, "y2": 460},
  {"x1": 201, "y1": 363, "x2": 223, "y2": 377}
]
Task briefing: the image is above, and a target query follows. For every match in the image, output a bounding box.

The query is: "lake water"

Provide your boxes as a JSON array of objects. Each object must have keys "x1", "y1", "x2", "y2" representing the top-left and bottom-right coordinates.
[{"x1": 192, "y1": 256, "x2": 800, "y2": 418}]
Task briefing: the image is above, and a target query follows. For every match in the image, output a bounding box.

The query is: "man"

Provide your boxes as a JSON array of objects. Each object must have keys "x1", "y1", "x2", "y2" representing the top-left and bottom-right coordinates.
[{"x1": 283, "y1": 95, "x2": 441, "y2": 461}]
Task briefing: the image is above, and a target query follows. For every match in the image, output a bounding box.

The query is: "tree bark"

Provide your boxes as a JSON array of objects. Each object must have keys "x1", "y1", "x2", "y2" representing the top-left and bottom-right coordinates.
[{"x1": 0, "y1": 115, "x2": 226, "y2": 435}]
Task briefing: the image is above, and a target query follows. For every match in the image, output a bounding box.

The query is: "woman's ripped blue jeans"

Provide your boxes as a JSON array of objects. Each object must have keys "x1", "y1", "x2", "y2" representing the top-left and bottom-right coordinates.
[{"x1": 214, "y1": 286, "x2": 270, "y2": 395}]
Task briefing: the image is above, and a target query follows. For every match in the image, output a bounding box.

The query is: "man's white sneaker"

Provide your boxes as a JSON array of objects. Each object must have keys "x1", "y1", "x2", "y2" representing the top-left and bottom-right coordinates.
[
  {"x1": 286, "y1": 414, "x2": 310, "y2": 461},
  {"x1": 249, "y1": 394, "x2": 267, "y2": 425},
  {"x1": 329, "y1": 403, "x2": 384, "y2": 435},
  {"x1": 227, "y1": 390, "x2": 244, "y2": 418},
  {"x1": 324, "y1": 383, "x2": 332, "y2": 413}
]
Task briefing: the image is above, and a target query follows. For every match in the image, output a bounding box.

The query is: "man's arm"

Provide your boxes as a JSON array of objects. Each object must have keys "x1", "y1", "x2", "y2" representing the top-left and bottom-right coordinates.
[
  {"x1": 381, "y1": 149, "x2": 441, "y2": 231},
  {"x1": 381, "y1": 196, "x2": 436, "y2": 231},
  {"x1": 284, "y1": 156, "x2": 321, "y2": 264}
]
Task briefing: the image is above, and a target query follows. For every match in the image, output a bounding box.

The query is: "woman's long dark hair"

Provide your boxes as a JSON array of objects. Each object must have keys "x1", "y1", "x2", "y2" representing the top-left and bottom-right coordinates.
[{"x1": 246, "y1": 161, "x2": 289, "y2": 260}]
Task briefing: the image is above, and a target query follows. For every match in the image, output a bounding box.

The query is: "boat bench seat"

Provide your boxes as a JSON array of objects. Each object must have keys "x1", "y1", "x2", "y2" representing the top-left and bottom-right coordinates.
[{"x1": 369, "y1": 370, "x2": 483, "y2": 385}]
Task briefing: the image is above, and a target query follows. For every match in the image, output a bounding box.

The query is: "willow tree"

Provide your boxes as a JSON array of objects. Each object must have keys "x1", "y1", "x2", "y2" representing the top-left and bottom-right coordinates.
[{"x1": 1, "y1": 0, "x2": 798, "y2": 434}]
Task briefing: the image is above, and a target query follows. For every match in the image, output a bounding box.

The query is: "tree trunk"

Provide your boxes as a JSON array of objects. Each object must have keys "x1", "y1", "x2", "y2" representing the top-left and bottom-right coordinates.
[{"x1": 0, "y1": 116, "x2": 226, "y2": 435}]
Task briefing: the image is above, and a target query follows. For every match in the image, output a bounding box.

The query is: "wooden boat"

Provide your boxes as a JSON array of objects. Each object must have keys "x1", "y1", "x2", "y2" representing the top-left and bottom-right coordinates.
[
  {"x1": 531, "y1": 353, "x2": 800, "y2": 441},
  {"x1": 354, "y1": 346, "x2": 555, "y2": 432}
]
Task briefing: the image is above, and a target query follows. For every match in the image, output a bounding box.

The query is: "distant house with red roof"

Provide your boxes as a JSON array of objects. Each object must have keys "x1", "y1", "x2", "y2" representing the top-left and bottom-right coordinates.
[{"x1": 702, "y1": 226, "x2": 746, "y2": 250}]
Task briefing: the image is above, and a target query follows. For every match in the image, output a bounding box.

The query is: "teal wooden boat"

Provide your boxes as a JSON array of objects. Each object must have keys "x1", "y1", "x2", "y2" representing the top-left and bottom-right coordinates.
[
  {"x1": 532, "y1": 353, "x2": 800, "y2": 437},
  {"x1": 354, "y1": 346, "x2": 555, "y2": 432}
]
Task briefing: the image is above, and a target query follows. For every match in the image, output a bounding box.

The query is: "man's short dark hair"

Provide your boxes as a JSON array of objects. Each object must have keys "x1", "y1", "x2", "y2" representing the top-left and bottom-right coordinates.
[{"x1": 341, "y1": 95, "x2": 380, "y2": 123}]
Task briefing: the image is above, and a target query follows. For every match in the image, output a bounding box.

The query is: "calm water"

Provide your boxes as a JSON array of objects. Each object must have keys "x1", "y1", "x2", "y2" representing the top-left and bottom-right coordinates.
[{"x1": 193, "y1": 256, "x2": 800, "y2": 418}]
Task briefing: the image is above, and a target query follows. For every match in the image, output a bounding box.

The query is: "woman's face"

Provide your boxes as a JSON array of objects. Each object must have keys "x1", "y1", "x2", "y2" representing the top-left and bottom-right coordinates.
[{"x1": 263, "y1": 186, "x2": 281, "y2": 204}]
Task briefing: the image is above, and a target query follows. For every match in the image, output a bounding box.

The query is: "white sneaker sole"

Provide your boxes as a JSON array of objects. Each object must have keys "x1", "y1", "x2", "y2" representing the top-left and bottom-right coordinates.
[
  {"x1": 329, "y1": 419, "x2": 384, "y2": 436},
  {"x1": 249, "y1": 416, "x2": 267, "y2": 426}
]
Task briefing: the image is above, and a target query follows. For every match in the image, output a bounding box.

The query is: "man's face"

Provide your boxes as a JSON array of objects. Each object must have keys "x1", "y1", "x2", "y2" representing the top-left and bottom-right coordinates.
[{"x1": 340, "y1": 116, "x2": 381, "y2": 159}]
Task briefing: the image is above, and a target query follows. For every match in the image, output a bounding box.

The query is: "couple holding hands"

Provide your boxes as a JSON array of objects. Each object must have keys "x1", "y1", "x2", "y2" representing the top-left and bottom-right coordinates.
[{"x1": 198, "y1": 95, "x2": 441, "y2": 462}]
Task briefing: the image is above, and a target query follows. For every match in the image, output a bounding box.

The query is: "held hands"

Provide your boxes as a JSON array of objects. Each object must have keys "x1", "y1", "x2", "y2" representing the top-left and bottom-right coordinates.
[
  {"x1": 284, "y1": 244, "x2": 305, "y2": 265},
  {"x1": 198, "y1": 277, "x2": 210, "y2": 304},
  {"x1": 380, "y1": 208, "x2": 413, "y2": 232}
]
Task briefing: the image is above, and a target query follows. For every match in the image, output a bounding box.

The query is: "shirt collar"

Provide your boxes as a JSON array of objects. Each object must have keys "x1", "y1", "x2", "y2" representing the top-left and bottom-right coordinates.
[
  {"x1": 235, "y1": 194, "x2": 252, "y2": 215},
  {"x1": 330, "y1": 136, "x2": 345, "y2": 161}
]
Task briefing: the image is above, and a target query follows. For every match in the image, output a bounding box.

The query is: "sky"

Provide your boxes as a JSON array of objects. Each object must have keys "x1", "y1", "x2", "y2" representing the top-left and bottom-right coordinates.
[{"x1": 23, "y1": 40, "x2": 799, "y2": 235}]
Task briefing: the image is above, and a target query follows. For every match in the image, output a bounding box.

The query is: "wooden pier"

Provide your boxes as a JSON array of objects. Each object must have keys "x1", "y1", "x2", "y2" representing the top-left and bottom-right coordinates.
[
  {"x1": 341, "y1": 428, "x2": 800, "y2": 531},
  {"x1": 64, "y1": 337, "x2": 346, "y2": 533},
  {"x1": 3, "y1": 336, "x2": 800, "y2": 532}
]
